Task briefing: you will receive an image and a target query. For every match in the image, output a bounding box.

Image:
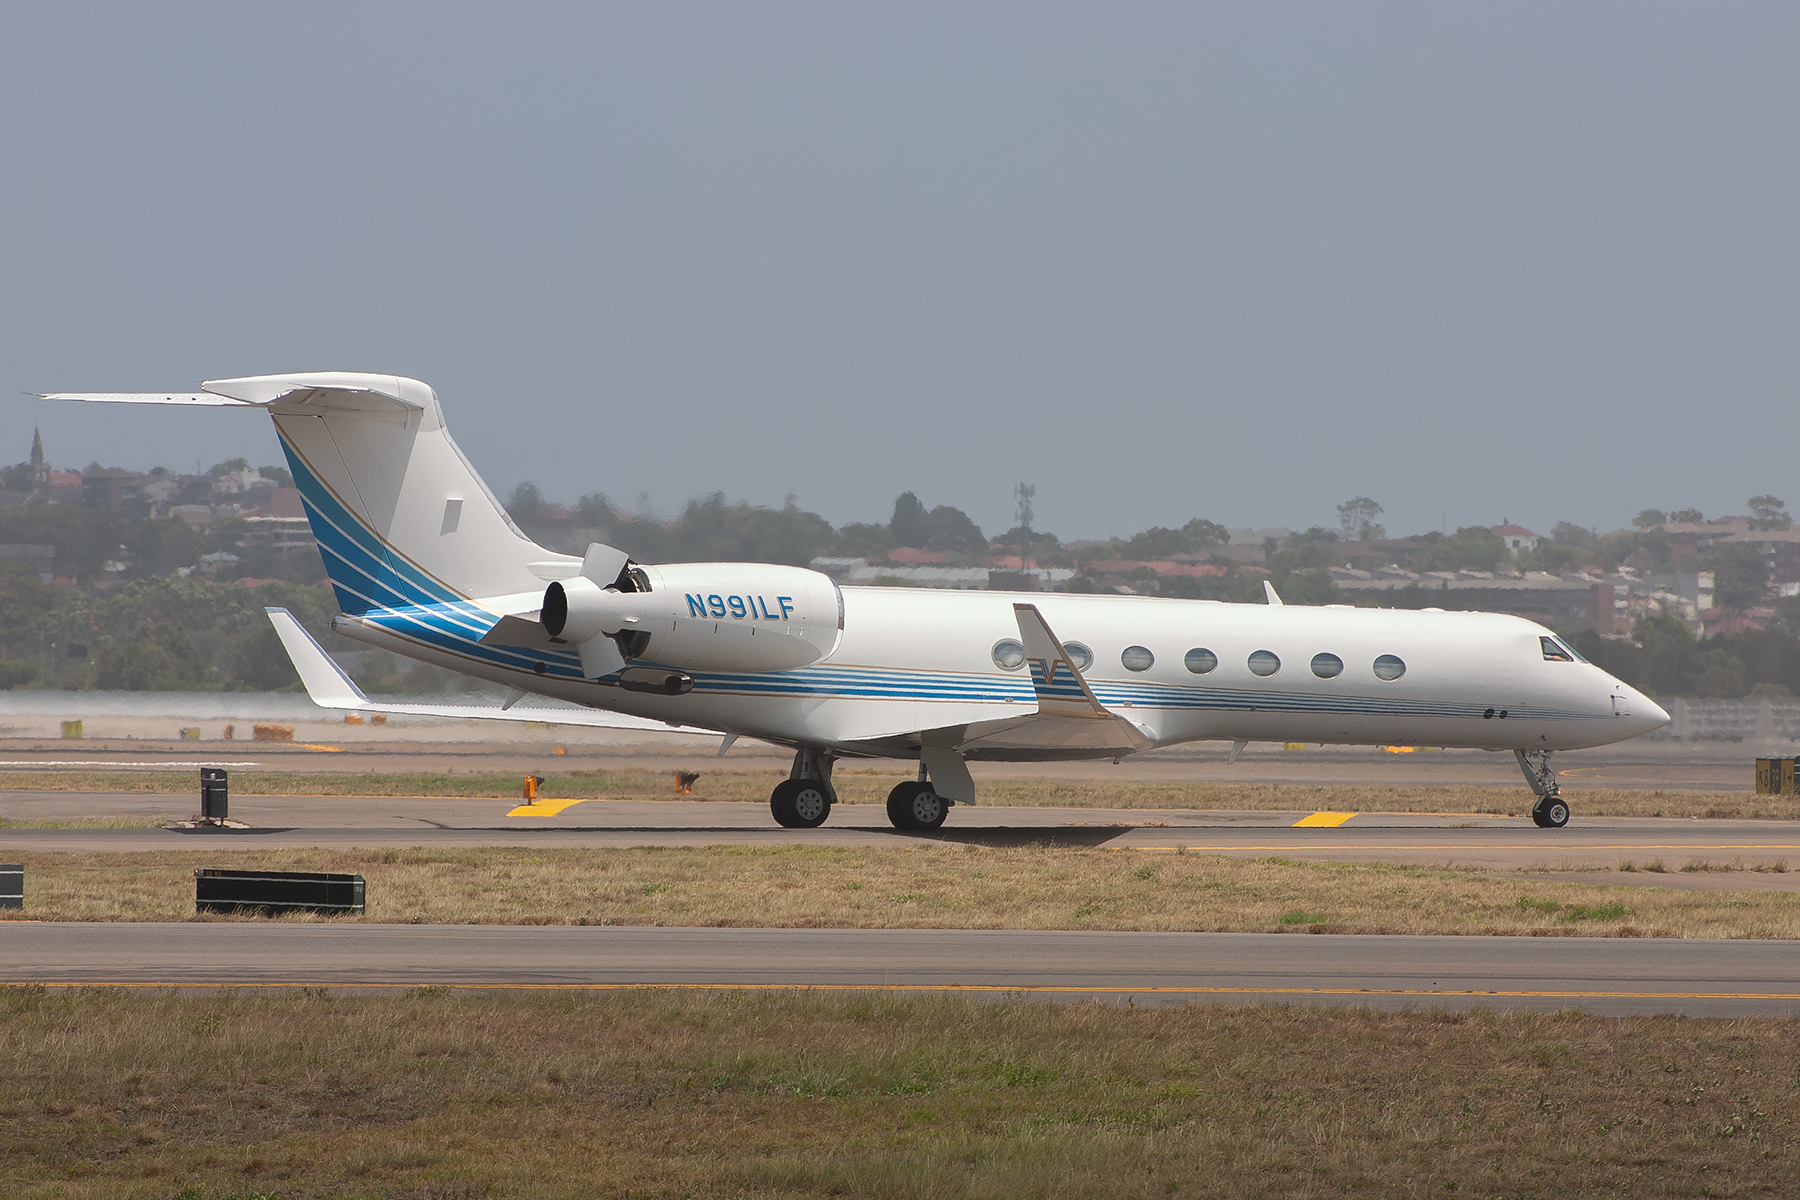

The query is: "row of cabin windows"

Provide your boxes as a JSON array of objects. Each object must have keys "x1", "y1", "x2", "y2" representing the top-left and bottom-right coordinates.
[{"x1": 990, "y1": 640, "x2": 1407, "y2": 681}]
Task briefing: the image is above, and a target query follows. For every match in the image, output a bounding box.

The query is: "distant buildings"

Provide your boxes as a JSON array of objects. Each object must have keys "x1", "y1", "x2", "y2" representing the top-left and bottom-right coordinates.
[
  {"x1": 1643, "y1": 517, "x2": 1800, "y2": 588},
  {"x1": 0, "y1": 429, "x2": 304, "y2": 527},
  {"x1": 1492, "y1": 523, "x2": 1539, "y2": 552},
  {"x1": 0, "y1": 430, "x2": 316, "y2": 589}
]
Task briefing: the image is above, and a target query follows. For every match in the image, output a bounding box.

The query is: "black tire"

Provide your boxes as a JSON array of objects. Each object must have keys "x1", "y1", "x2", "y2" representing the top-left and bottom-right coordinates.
[
  {"x1": 770, "y1": 779, "x2": 832, "y2": 829},
  {"x1": 886, "y1": 780, "x2": 947, "y2": 831},
  {"x1": 1532, "y1": 796, "x2": 1570, "y2": 829}
]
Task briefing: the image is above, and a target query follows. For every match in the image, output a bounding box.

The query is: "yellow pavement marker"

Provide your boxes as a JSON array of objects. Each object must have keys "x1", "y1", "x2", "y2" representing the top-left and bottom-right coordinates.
[
  {"x1": 1292, "y1": 811, "x2": 1358, "y2": 827},
  {"x1": 507, "y1": 798, "x2": 591, "y2": 817}
]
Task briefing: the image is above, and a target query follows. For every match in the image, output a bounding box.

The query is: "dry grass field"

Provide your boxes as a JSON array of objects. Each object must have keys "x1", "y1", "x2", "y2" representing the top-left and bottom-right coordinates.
[
  {"x1": 8, "y1": 845, "x2": 1800, "y2": 937},
  {"x1": 1, "y1": 767, "x2": 1793, "y2": 820},
  {"x1": 2, "y1": 986, "x2": 1796, "y2": 1198}
]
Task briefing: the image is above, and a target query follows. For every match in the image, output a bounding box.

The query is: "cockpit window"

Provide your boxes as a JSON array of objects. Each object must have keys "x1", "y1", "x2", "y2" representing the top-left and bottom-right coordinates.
[{"x1": 1540, "y1": 636, "x2": 1574, "y2": 662}]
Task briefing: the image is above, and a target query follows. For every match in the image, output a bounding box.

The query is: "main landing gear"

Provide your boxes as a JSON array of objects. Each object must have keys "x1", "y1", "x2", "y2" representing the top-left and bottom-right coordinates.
[
  {"x1": 1515, "y1": 749, "x2": 1570, "y2": 828},
  {"x1": 765, "y1": 748, "x2": 957, "y2": 832},
  {"x1": 886, "y1": 761, "x2": 950, "y2": 832},
  {"x1": 770, "y1": 748, "x2": 836, "y2": 829}
]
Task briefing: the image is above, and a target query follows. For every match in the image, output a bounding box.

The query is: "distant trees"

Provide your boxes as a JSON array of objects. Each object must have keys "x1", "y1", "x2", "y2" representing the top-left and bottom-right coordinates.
[
  {"x1": 888, "y1": 492, "x2": 986, "y2": 552},
  {"x1": 1705, "y1": 542, "x2": 1769, "y2": 611},
  {"x1": 1265, "y1": 528, "x2": 1342, "y2": 574},
  {"x1": 95, "y1": 621, "x2": 208, "y2": 690},
  {"x1": 506, "y1": 483, "x2": 549, "y2": 527},
  {"x1": 1336, "y1": 497, "x2": 1385, "y2": 542},
  {"x1": 1118, "y1": 518, "x2": 1229, "y2": 561},
  {"x1": 0, "y1": 562, "x2": 61, "y2": 660},
  {"x1": 1550, "y1": 522, "x2": 1595, "y2": 548},
  {"x1": 665, "y1": 494, "x2": 834, "y2": 565},
  {"x1": 1748, "y1": 495, "x2": 1791, "y2": 531},
  {"x1": 1573, "y1": 617, "x2": 1800, "y2": 699},
  {"x1": 1412, "y1": 526, "x2": 1505, "y2": 572}
]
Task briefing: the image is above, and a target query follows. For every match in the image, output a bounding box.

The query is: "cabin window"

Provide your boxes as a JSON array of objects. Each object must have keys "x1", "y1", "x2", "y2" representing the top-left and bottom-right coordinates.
[
  {"x1": 1310, "y1": 652, "x2": 1343, "y2": 679},
  {"x1": 1185, "y1": 648, "x2": 1218, "y2": 674},
  {"x1": 1121, "y1": 645, "x2": 1154, "y2": 672},
  {"x1": 1248, "y1": 650, "x2": 1280, "y2": 677},
  {"x1": 991, "y1": 639, "x2": 1026, "y2": 670},
  {"x1": 1540, "y1": 636, "x2": 1574, "y2": 662},
  {"x1": 1373, "y1": 654, "x2": 1406, "y2": 681},
  {"x1": 1062, "y1": 642, "x2": 1093, "y2": 671}
]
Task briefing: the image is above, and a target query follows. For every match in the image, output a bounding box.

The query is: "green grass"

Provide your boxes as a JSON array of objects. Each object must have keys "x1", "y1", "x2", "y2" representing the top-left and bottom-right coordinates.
[
  {"x1": 7, "y1": 845, "x2": 1798, "y2": 938},
  {"x1": 2, "y1": 987, "x2": 1796, "y2": 1198}
]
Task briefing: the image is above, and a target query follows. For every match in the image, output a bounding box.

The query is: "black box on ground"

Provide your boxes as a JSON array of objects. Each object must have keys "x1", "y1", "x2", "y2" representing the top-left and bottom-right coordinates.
[
  {"x1": 200, "y1": 767, "x2": 229, "y2": 821},
  {"x1": 195, "y1": 868, "x2": 364, "y2": 915},
  {"x1": 0, "y1": 863, "x2": 20, "y2": 910}
]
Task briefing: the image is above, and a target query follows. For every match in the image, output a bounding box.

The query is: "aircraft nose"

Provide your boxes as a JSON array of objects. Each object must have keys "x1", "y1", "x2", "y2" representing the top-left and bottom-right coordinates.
[{"x1": 1617, "y1": 683, "x2": 1669, "y2": 735}]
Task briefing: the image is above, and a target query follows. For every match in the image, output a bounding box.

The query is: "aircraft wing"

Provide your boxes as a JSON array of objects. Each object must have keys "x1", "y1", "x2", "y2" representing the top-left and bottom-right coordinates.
[
  {"x1": 264, "y1": 607, "x2": 694, "y2": 733},
  {"x1": 944, "y1": 604, "x2": 1154, "y2": 753},
  {"x1": 836, "y1": 603, "x2": 1154, "y2": 757}
]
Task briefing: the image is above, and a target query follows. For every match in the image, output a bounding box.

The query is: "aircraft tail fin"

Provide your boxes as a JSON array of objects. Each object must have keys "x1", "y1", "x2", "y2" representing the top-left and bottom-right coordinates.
[{"x1": 46, "y1": 373, "x2": 579, "y2": 613}]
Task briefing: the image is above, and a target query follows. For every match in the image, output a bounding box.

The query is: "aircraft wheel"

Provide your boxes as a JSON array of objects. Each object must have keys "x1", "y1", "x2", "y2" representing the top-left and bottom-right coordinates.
[
  {"x1": 771, "y1": 779, "x2": 832, "y2": 829},
  {"x1": 1531, "y1": 796, "x2": 1570, "y2": 828},
  {"x1": 886, "y1": 781, "x2": 948, "y2": 831}
]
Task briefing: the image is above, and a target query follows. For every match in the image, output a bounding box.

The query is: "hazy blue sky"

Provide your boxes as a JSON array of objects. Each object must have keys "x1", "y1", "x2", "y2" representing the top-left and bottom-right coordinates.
[{"x1": 2, "y1": 3, "x2": 1793, "y2": 543}]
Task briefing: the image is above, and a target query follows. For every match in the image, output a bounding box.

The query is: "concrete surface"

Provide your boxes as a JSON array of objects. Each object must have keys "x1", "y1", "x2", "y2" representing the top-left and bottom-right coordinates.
[{"x1": 4, "y1": 923, "x2": 1797, "y2": 1016}]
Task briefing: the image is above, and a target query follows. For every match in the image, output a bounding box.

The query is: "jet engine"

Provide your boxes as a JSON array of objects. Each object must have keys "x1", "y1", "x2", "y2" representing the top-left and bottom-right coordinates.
[{"x1": 542, "y1": 556, "x2": 842, "y2": 678}]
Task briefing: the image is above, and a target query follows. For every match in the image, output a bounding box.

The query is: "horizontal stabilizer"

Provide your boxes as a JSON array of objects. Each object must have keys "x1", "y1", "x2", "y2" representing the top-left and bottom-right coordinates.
[
  {"x1": 41, "y1": 372, "x2": 425, "y2": 416},
  {"x1": 38, "y1": 391, "x2": 255, "y2": 407},
  {"x1": 264, "y1": 608, "x2": 690, "y2": 733}
]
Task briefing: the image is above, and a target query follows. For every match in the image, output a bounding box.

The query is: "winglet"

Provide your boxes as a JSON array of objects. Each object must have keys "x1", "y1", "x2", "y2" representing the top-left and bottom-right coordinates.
[
  {"x1": 1012, "y1": 603, "x2": 1110, "y2": 718},
  {"x1": 1263, "y1": 580, "x2": 1283, "y2": 606},
  {"x1": 265, "y1": 607, "x2": 370, "y2": 708}
]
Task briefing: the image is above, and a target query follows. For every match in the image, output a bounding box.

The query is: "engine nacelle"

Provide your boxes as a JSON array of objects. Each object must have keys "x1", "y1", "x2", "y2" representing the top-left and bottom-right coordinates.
[
  {"x1": 542, "y1": 562, "x2": 842, "y2": 674},
  {"x1": 541, "y1": 575, "x2": 646, "y2": 644}
]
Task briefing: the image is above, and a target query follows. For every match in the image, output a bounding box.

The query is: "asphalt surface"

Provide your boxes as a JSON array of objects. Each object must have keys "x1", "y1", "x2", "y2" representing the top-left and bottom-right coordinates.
[
  {"x1": 5, "y1": 739, "x2": 1796, "y2": 1014},
  {"x1": 6, "y1": 795, "x2": 1799, "y2": 883},
  {"x1": 0, "y1": 735, "x2": 1767, "y2": 789},
  {"x1": 4, "y1": 923, "x2": 1796, "y2": 1016}
]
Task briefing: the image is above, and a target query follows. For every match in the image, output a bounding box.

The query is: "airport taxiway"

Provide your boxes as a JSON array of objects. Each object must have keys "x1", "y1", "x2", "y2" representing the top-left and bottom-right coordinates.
[
  {"x1": 0, "y1": 734, "x2": 1768, "y2": 790},
  {"x1": 3, "y1": 923, "x2": 1796, "y2": 1017},
  {"x1": 5, "y1": 792, "x2": 1800, "y2": 874}
]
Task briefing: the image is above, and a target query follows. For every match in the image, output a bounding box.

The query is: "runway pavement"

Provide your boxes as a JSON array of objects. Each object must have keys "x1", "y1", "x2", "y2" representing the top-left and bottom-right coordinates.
[
  {"x1": 5, "y1": 794, "x2": 1799, "y2": 880},
  {"x1": 4, "y1": 923, "x2": 1796, "y2": 1016},
  {"x1": 0, "y1": 735, "x2": 1766, "y2": 789}
]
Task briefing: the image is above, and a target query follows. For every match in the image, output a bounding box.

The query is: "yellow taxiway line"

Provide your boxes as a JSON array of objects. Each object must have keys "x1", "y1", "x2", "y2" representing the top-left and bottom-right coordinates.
[{"x1": 507, "y1": 798, "x2": 593, "y2": 817}]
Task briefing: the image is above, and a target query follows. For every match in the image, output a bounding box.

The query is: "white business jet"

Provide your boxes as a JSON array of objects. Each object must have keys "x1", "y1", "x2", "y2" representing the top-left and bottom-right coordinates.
[{"x1": 42, "y1": 373, "x2": 1667, "y2": 830}]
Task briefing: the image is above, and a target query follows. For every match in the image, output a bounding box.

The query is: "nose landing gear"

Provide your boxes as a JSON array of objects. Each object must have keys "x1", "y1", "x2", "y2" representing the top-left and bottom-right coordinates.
[{"x1": 1515, "y1": 749, "x2": 1569, "y2": 828}]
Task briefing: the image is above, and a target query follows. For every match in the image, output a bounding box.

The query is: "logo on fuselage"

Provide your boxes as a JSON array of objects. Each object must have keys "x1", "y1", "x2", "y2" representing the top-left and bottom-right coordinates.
[{"x1": 686, "y1": 594, "x2": 795, "y2": 621}]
